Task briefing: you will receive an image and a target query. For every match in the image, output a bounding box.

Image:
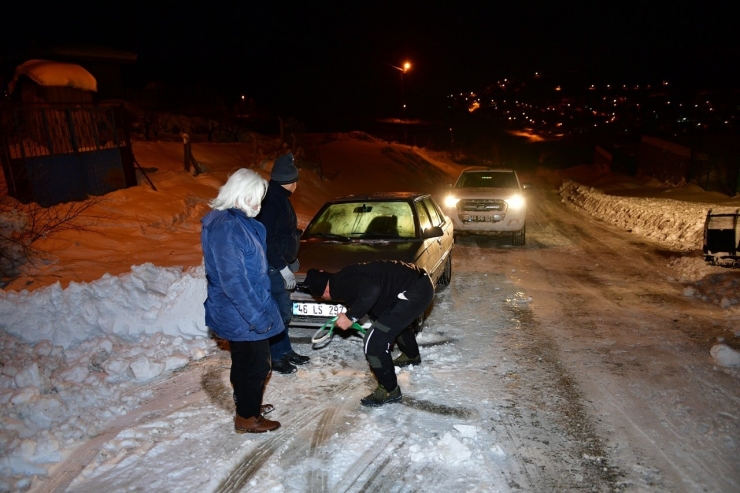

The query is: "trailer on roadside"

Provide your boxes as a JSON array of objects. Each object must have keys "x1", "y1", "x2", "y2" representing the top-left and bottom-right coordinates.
[{"x1": 703, "y1": 208, "x2": 740, "y2": 267}]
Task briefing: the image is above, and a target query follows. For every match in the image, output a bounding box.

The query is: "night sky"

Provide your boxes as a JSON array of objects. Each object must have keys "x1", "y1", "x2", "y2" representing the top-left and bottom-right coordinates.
[{"x1": 2, "y1": 1, "x2": 737, "y2": 124}]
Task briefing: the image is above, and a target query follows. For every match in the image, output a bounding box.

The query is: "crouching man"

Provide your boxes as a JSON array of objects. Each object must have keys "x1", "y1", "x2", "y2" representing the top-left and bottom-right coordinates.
[{"x1": 305, "y1": 260, "x2": 434, "y2": 406}]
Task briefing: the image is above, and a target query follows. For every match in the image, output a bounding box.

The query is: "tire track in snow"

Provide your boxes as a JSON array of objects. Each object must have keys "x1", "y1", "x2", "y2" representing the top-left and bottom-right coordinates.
[
  {"x1": 215, "y1": 378, "x2": 363, "y2": 492},
  {"x1": 37, "y1": 356, "x2": 222, "y2": 493}
]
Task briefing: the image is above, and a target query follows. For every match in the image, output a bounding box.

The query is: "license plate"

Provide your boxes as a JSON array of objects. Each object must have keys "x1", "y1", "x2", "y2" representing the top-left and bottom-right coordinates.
[
  {"x1": 464, "y1": 214, "x2": 502, "y2": 222},
  {"x1": 292, "y1": 302, "x2": 347, "y2": 317}
]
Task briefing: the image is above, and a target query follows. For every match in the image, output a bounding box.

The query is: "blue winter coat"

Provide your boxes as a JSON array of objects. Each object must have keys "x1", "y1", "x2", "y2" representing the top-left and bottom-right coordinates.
[{"x1": 201, "y1": 208, "x2": 285, "y2": 342}]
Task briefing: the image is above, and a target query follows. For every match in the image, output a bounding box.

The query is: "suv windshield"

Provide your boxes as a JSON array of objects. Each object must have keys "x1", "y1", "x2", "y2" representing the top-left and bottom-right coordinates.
[
  {"x1": 456, "y1": 171, "x2": 518, "y2": 189},
  {"x1": 305, "y1": 201, "x2": 417, "y2": 239}
]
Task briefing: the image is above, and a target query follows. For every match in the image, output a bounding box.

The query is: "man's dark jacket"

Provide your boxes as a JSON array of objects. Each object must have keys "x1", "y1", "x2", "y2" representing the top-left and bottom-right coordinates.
[
  {"x1": 329, "y1": 260, "x2": 425, "y2": 321},
  {"x1": 256, "y1": 180, "x2": 300, "y2": 271}
]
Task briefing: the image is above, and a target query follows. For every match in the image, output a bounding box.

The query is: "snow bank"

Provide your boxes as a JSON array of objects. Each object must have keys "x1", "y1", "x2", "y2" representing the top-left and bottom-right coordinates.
[
  {"x1": 559, "y1": 179, "x2": 708, "y2": 251},
  {"x1": 0, "y1": 263, "x2": 208, "y2": 349}
]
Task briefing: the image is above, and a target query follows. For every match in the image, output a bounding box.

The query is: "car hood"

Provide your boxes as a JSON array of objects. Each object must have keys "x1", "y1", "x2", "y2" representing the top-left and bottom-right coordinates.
[
  {"x1": 296, "y1": 240, "x2": 425, "y2": 275},
  {"x1": 451, "y1": 187, "x2": 521, "y2": 199}
]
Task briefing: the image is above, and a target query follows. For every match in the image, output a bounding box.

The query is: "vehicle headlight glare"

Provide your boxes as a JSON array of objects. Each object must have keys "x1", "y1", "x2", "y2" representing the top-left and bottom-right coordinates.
[
  {"x1": 507, "y1": 194, "x2": 525, "y2": 209},
  {"x1": 444, "y1": 196, "x2": 460, "y2": 208}
]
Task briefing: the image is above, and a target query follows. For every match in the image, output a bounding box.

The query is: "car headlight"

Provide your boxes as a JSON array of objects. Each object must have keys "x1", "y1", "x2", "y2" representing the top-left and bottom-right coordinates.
[
  {"x1": 444, "y1": 195, "x2": 460, "y2": 208},
  {"x1": 506, "y1": 194, "x2": 525, "y2": 209}
]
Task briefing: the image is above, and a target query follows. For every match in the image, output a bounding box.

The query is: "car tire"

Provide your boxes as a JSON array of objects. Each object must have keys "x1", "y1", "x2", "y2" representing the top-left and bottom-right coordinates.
[
  {"x1": 512, "y1": 225, "x2": 526, "y2": 246},
  {"x1": 411, "y1": 303, "x2": 434, "y2": 334},
  {"x1": 437, "y1": 253, "x2": 452, "y2": 288},
  {"x1": 411, "y1": 312, "x2": 425, "y2": 334}
]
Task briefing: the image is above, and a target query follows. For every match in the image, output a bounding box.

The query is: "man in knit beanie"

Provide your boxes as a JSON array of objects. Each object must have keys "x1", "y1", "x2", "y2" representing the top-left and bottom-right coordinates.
[{"x1": 256, "y1": 152, "x2": 310, "y2": 374}]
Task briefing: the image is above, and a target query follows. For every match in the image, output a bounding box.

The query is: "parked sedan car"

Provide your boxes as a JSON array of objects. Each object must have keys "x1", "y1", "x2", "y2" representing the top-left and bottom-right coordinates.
[
  {"x1": 290, "y1": 192, "x2": 454, "y2": 330},
  {"x1": 443, "y1": 166, "x2": 530, "y2": 245}
]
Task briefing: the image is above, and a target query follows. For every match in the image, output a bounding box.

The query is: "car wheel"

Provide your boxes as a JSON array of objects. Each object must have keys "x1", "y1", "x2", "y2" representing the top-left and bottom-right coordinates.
[
  {"x1": 437, "y1": 253, "x2": 452, "y2": 288},
  {"x1": 512, "y1": 225, "x2": 526, "y2": 246},
  {"x1": 410, "y1": 312, "x2": 425, "y2": 334}
]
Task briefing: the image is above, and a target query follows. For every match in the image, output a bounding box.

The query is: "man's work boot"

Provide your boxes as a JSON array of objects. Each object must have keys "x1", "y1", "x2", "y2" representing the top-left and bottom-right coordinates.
[
  {"x1": 234, "y1": 414, "x2": 281, "y2": 433},
  {"x1": 360, "y1": 384, "x2": 402, "y2": 407},
  {"x1": 393, "y1": 352, "x2": 421, "y2": 367},
  {"x1": 272, "y1": 356, "x2": 297, "y2": 374},
  {"x1": 286, "y1": 351, "x2": 310, "y2": 365}
]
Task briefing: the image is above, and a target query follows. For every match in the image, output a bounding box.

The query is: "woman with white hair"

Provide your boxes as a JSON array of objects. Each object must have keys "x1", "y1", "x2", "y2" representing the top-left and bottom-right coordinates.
[{"x1": 201, "y1": 169, "x2": 284, "y2": 433}]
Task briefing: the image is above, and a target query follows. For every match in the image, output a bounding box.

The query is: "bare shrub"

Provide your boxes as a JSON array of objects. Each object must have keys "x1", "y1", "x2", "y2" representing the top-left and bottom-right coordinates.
[{"x1": 0, "y1": 193, "x2": 105, "y2": 287}]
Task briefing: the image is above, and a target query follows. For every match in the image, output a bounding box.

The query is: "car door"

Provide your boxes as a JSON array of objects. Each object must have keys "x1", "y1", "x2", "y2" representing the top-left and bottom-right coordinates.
[
  {"x1": 413, "y1": 198, "x2": 435, "y2": 276},
  {"x1": 420, "y1": 196, "x2": 452, "y2": 282}
]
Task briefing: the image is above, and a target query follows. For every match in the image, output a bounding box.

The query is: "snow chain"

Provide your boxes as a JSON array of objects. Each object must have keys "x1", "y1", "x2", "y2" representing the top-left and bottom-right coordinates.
[{"x1": 311, "y1": 317, "x2": 366, "y2": 346}]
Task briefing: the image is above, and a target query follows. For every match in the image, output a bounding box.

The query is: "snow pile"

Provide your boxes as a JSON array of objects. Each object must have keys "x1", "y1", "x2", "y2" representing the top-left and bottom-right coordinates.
[
  {"x1": 559, "y1": 179, "x2": 708, "y2": 251},
  {"x1": 0, "y1": 330, "x2": 215, "y2": 486},
  {"x1": 0, "y1": 263, "x2": 208, "y2": 349},
  {"x1": 0, "y1": 263, "x2": 213, "y2": 487}
]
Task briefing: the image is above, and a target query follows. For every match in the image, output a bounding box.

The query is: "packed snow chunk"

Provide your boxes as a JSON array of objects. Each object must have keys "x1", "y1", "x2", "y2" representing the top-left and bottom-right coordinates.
[
  {"x1": 128, "y1": 355, "x2": 165, "y2": 382},
  {"x1": 33, "y1": 340, "x2": 54, "y2": 357},
  {"x1": 14, "y1": 363, "x2": 51, "y2": 393},
  {"x1": 408, "y1": 443, "x2": 426, "y2": 462},
  {"x1": 10, "y1": 387, "x2": 38, "y2": 405},
  {"x1": 57, "y1": 363, "x2": 89, "y2": 384},
  {"x1": 103, "y1": 357, "x2": 130, "y2": 378},
  {"x1": 710, "y1": 344, "x2": 740, "y2": 367},
  {"x1": 435, "y1": 431, "x2": 472, "y2": 465},
  {"x1": 163, "y1": 353, "x2": 190, "y2": 371},
  {"x1": 490, "y1": 443, "x2": 507, "y2": 458},
  {"x1": 4, "y1": 454, "x2": 48, "y2": 476},
  {"x1": 28, "y1": 396, "x2": 67, "y2": 429},
  {"x1": 453, "y1": 424, "x2": 478, "y2": 439},
  {"x1": 29, "y1": 431, "x2": 62, "y2": 464}
]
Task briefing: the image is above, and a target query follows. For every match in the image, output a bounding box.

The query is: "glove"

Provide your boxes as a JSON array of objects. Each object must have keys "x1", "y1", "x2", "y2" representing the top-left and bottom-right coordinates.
[
  {"x1": 280, "y1": 266, "x2": 296, "y2": 290},
  {"x1": 288, "y1": 259, "x2": 300, "y2": 273}
]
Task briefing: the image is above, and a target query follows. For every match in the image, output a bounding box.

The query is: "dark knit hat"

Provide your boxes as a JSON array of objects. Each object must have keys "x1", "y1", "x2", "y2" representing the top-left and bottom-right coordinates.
[
  {"x1": 305, "y1": 269, "x2": 332, "y2": 297},
  {"x1": 271, "y1": 153, "x2": 299, "y2": 184}
]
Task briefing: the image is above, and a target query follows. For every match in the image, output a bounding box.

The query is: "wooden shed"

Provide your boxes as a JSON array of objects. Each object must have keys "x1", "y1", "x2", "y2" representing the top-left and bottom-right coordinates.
[{"x1": 1, "y1": 60, "x2": 136, "y2": 206}]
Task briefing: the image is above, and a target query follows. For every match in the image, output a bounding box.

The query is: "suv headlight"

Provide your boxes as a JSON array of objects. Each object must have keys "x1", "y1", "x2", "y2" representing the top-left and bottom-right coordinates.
[
  {"x1": 444, "y1": 195, "x2": 460, "y2": 208},
  {"x1": 506, "y1": 194, "x2": 525, "y2": 209}
]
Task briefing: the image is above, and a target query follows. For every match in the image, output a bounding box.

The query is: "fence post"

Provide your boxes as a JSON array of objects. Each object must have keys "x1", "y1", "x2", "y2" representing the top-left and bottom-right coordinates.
[{"x1": 180, "y1": 132, "x2": 191, "y2": 172}]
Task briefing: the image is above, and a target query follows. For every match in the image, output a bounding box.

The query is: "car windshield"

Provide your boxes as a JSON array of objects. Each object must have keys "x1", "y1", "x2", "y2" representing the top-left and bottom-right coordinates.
[
  {"x1": 456, "y1": 171, "x2": 518, "y2": 189},
  {"x1": 304, "y1": 201, "x2": 417, "y2": 239}
]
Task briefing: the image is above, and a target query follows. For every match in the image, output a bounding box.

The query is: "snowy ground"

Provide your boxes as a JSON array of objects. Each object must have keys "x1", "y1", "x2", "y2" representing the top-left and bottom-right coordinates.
[{"x1": 2, "y1": 136, "x2": 740, "y2": 491}]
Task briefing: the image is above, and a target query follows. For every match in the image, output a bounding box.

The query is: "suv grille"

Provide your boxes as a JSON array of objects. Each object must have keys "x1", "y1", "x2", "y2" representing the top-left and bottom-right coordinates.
[{"x1": 457, "y1": 199, "x2": 508, "y2": 213}]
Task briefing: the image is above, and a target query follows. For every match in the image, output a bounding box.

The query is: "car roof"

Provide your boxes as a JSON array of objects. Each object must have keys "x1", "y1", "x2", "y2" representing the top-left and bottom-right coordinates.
[
  {"x1": 461, "y1": 166, "x2": 516, "y2": 173},
  {"x1": 324, "y1": 191, "x2": 429, "y2": 203}
]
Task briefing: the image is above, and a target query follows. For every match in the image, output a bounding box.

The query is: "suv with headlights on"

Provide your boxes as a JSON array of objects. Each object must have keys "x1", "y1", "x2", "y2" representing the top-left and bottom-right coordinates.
[{"x1": 443, "y1": 167, "x2": 529, "y2": 245}]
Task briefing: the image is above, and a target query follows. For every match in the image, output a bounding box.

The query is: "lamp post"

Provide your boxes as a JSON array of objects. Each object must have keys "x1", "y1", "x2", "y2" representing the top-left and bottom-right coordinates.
[{"x1": 388, "y1": 61, "x2": 411, "y2": 119}]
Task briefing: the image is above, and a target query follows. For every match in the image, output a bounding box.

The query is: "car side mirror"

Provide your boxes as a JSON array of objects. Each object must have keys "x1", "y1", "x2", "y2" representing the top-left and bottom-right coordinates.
[{"x1": 423, "y1": 226, "x2": 444, "y2": 239}]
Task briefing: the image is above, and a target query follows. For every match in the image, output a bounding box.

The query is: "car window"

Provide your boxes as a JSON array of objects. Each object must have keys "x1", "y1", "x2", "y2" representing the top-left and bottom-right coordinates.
[
  {"x1": 422, "y1": 197, "x2": 444, "y2": 228},
  {"x1": 305, "y1": 201, "x2": 417, "y2": 238},
  {"x1": 457, "y1": 171, "x2": 518, "y2": 189},
  {"x1": 415, "y1": 200, "x2": 432, "y2": 233}
]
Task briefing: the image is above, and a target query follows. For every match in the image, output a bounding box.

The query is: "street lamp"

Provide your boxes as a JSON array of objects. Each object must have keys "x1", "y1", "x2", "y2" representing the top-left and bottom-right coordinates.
[{"x1": 387, "y1": 61, "x2": 411, "y2": 119}]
